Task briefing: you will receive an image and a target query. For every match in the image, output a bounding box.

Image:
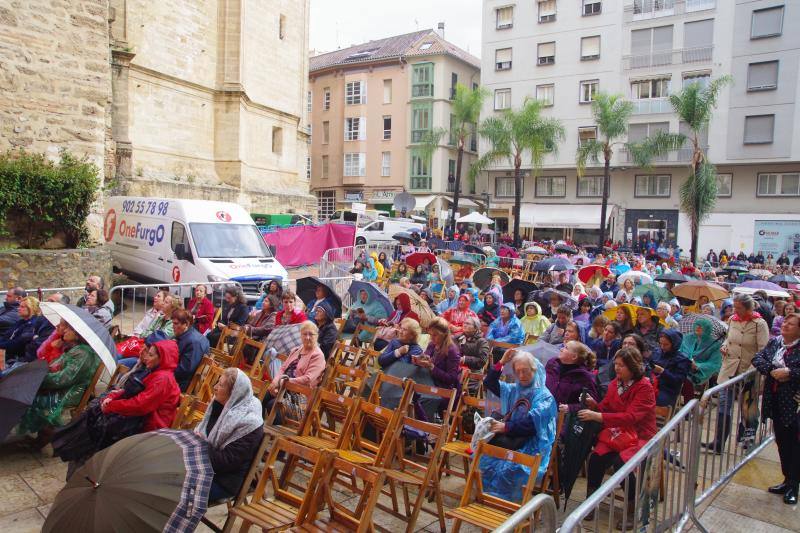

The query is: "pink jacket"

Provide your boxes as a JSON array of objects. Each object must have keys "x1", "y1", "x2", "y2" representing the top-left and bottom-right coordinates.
[{"x1": 271, "y1": 345, "x2": 325, "y2": 388}]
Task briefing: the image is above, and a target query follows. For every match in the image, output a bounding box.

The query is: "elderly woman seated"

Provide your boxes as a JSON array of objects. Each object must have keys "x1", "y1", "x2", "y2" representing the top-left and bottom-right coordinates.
[
  {"x1": 84, "y1": 288, "x2": 113, "y2": 327},
  {"x1": 479, "y1": 349, "x2": 557, "y2": 502},
  {"x1": 377, "y1": 318, "x2": 424, "y2": 369},
  {"x1": 457, "y1": 316, "x2": 490, "y2": 372},
  {"x1": 196, "y1": 367, "x2": 264, "y2": 502}
]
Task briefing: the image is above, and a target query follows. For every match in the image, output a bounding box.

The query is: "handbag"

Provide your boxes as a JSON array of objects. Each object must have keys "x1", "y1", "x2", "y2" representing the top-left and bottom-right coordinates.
[
  {"x1": 597, "y1": 426, "x2": 638, "y2": 453},
  {"x1": 116, "y1": 336, "x2": 145, "y2": 357},
  {"x1": 375, "y1": 325, "x2": 399, "y2": 342}
]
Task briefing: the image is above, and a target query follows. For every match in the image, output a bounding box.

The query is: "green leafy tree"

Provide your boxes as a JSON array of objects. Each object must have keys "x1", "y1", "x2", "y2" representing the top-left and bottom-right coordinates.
[{"x1": 472, "y1": 99, "x2": 565, "y2": 247}]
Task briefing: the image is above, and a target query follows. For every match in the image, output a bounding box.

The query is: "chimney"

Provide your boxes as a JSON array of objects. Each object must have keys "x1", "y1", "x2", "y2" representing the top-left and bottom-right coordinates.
[{"x1": 437, "y1": 22, "x2": 445, "y2": 40}]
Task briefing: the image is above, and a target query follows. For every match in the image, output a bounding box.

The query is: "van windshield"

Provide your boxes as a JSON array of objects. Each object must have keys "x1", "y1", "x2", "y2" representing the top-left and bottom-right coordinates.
[{"x1": 189, "y1": 223, "x2": 272, "y2": 258}]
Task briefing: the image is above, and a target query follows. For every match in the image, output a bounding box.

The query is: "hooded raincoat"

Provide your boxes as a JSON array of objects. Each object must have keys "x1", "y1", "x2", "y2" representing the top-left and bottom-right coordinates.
[
  {"x1": 370, "y1": 252, "x2": 385, "y2": 279},
  {"x1": 519, "y1": 301, "x2": 551, "y2": 339},
  {"x1": 679, "y1": 317, "x2": 723, "y2": 385},
  {"x1": 362, "y1": 258, "x2": 379, "y2": 282},
  {"x1": 435, "y1": 287, "x2": 460, "y2": 315},
  {"x1": 650, "y1": 329, "x2": 691, "y2": 407},
  {"x1": 486, "y1": 303, "x2": 526, "y2": 345},
  {"x1": 442, "y1": 295, "x2": 479, "y2": 336}
]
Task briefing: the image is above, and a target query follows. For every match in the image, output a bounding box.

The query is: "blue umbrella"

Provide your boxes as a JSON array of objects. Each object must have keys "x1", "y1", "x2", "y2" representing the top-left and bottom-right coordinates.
[
  {"x1": 613, "y1": 263, "x2": 632, "y2": 275},
  {"x1": 348, "y1": 280, "x2": 393, "y2": 316},
  {"x1": 533, "y1": 257, "x2": 573, "y2": 272}
]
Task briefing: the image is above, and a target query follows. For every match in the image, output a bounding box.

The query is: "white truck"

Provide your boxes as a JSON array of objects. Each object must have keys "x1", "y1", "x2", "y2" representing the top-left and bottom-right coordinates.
[
  {"x1": 104, "y1": 197, "x2": 288, "y2": 299},
  {"x1": 354, "y1": 218, "x2": 424, "y2": 245}
]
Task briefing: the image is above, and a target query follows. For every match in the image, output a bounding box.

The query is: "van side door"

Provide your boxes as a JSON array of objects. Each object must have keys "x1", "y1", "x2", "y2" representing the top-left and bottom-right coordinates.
[{"x1": 169, "y1": 221, "x2": 194, "y2": 283}]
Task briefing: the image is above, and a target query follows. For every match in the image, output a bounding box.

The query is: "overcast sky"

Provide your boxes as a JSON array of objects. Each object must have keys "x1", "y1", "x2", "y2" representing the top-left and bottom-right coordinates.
[{"x1": 309, "y1": 0, "x2": 483, "y2": 58}]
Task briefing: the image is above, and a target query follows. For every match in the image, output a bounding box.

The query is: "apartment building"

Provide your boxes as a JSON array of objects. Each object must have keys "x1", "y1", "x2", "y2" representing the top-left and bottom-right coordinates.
[
  {"x1": 481, "y1": 0, "x2": 800, "y2": 259},
  {"x1": 309, "y1": 30, "x2": 481, "y2": 224}
]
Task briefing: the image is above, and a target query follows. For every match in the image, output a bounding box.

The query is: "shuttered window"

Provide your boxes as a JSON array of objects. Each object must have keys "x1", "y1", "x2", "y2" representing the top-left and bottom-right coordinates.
[{"x1": 747, "y1": 61, "x2": 779, "y2": 91}]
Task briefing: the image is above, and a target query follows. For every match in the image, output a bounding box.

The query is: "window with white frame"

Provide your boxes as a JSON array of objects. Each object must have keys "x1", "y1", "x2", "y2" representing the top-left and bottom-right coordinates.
[
  {"x1": 536, "y1": 176, "x2": 566, "y2": 197},
  {"x1": 747, "y1": 61, "x2": 779, "y2": 91},
  {"x1": 321, "y1": 155, "x2": 329, "y2": 179},
  {"x1": 577, "y1": 176, "x2": 604, "y2": 197},
  {"x1": 536, "y1": 84, "x2": 554, "y2": 106},
  {"x1": 383, "y1": 79, "x2": 392, "y2": 103},
  {"x1": 305, "y1": 156, "x2": 311, "y2": 180},
  {"x1": 345, "y1": 81, "x2": 365, "y2": 105},
  {"x1": 306, "y1": 91, "x2": 312, "y2": 114},
  {"x1": 322, "y1": 121, "x2": 330, "y2": 144},
  {"x1": 494, "y1": 88, "x2": 511, "y2": 110},
  {"x1": 383, "y1": 116, "x2": 391, "y2": 140},
  {"x1": 743, "y1": 114, "x2": 775, "y2": 144},
  {"x1": 578, "y1": 126, "x2": 597, "y2": 147},
  {"x1": 410, "y1": 154, "x2": 430, "y2": 177},
  {"x1": 343, "y1": 153, "x2": 366, "y2": 176},
  {"x1": 323, "y1": 87, "x2": 331, "y2": 110},
  {"x1": 538, "y1": 42, "x2": 555, "y2": 65},
  {"x1": 496, "y1": 5, "x2": 513, "y2": 29},
  {"x1": 581, "y1": 36, "x2": 600, "y2": 60},
  {"x1": 345, "y1": 117, "x2": 365, "y2": 141},
  {"x1": 635, "y1": 175, "x2": 671, "y2": 197},
  {"x1": 631, "y1": 78, "x2": 670, "y2": 99},
  {"x1": 495, "y1": 176, "x2": 518, "y2": 198},
  {"x1": 757, "y1": 173, "x2": 799, "y2": 196},
  {"x1": 716, "y1": 174, "x2": 732, "y2": 197},
  {"x1": 583, "y1": 0, "x2": 601, "y2": 16},
  {"x1": 682, "y1": 72, "x2": 710, "y2": 89},
  {"x1": 751, "y1": 6, "x2": 784, "y2": 39},
  {"x1": 539, "y1": 0, "x2": 556, "y2": 23},
  {"x1": 579, "y1": 80, "x2": 599, "y2": 103},
  {"x1": 412, "y1": 63, "x2": 433, "y2": 98},
  {"x1": 495, "y1": 48, "x2": 512, "y2": 70},
  {"x1": 317, "y1": 190, "x2": 335, "y2": 219},
  {"x1": 381, "y1": 152, "x2": 391, "y2": 177}
]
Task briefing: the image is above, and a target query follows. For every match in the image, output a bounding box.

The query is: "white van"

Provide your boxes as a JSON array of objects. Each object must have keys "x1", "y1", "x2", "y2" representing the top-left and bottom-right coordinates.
[
  {"x1": 104, "y1": 197, "x2": 288, "y2": 299},
  {"x1": 355, "y1": 218, "x2": 423, "y2": 245}
]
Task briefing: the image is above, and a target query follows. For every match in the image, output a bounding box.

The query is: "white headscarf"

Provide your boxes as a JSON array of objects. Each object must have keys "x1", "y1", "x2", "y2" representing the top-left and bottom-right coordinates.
[{"x1": 196, "y1": 369, "x2": 263, "y2": 449}]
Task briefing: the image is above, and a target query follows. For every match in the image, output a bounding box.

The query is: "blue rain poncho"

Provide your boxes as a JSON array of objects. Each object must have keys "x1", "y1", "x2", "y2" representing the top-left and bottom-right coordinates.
[
  {"x1": 435, "y1": 286, "x2": 459, "y2": 315},
  {"x1": 486, "y1": 302, "x2": 526, "y2": 345},
  {"x1": 480, "y1": 357, "x2": 557, "y2": 502},
  {"x1": 362, "y1": 258, "x2": 378, "y2": 281}
]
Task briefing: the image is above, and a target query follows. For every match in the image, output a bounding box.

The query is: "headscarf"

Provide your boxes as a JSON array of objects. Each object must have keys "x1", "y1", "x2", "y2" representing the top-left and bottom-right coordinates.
[
  {"x1": 195, "y1": 369, "x2": 264, "y2": 449},
  {"x1": 436, "y1": 286, "x2": 460, "y2": 314}
]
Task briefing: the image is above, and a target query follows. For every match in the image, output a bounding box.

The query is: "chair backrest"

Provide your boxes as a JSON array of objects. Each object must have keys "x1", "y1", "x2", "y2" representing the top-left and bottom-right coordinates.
[
  {"x1": 332, "y1": 341, "x2": 361, "y2": 367},
  {"x1": 197, "y1": 364, "x2": 226, "y2": 402},
  {"x1": 536, "y1": 410, "x2": 566, "y2": 497},
  {"x1": 391, "y1": 415, "x2": 448, "y2": 483},
  {"x1": 172, "y1": 396, "x2": 209, "y2": 430},
  {"x1": 240, "y1": 337, "x2": 267, "y2": 378},
  {"x1": 355, "y1": 347, "x2": 380, "y2": 369},
  {"x1": 346, "y1": 397, "x2": 405, "y2": 466},
  {"x1": 323, "y1": 364, "x2": 368, "y2": 398},
  {"x1": 353, "y1": 323, "x2": 378, "y2": 348},
  {"x1": 184, "y1": 356, "x2": 213, "y2": 396},
  {"x1": 461, "y1": 370, "x2": 486, "y2": 398},
  {"x1": 446, "y1": 394, "x2": 494, "y2": 445},
  {"x1": 410, "y1": 382, "x2": 457, "y2": 425},
  {"x1": 104, "y1": 363, "x2": 130, "y2": 393},
  {"x1": 367, "y1": 372, "x2": 406, "y2": 405},
  {"x1": 272, "y1": 379, "x2": 316, "y2": 434},
  {"x1": 300, "y1": 389, "x2": 360, "y2": 448},
  {"x1": 249, "y1": 375, "x2": 270, "y2": 402},
  {"x1": 73, "y1": 363, "x2": 106, "y2": 416},
  {"x1": 655, "y1": 404, "x2": 674, "y2": 429}
]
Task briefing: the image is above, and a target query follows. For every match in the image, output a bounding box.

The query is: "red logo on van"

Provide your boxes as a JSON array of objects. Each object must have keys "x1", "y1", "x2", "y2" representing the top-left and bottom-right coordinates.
[
  {"x1": 216, "y1": 211, "x2": 232, "y2": 222},
  {"x1": 172, "y1": 266, "x2": 181, "y2": 282},
  {"x1": 104, "y1": 209, "x2": 117, "y2": 242}
]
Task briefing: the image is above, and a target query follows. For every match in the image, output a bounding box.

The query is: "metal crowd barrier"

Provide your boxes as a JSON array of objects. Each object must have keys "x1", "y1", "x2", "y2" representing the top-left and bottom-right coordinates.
[
  {"x1": 0, "y1": 286, "x2": 87, "y2": 305},
  {"x1": 494, "y1": 494, "x2": 557, "y2": 533}
]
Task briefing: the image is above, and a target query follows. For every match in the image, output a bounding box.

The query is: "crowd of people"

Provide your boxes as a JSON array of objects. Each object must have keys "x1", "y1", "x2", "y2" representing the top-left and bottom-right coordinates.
[{"x1": 2, "y1": 239, "x2": 800, "y2": 528}]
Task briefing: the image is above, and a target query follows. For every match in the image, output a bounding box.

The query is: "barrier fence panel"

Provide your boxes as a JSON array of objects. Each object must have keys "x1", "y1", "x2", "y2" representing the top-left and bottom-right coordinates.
[{"x1": 493, "y1": 494, "x2": 557, "y2": 533}]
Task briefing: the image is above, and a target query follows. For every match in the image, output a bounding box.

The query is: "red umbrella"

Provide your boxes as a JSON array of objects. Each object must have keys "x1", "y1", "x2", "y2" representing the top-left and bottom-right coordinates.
[
  {"x1": 578, "y1": 264, "x2": 611, "y2": 285},
  {"x1": 405, "y1": 252, "x2": 437, "y2": 269}
]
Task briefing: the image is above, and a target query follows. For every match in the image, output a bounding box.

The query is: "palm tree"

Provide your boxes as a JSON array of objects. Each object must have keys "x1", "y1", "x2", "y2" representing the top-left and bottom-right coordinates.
[
  {"x1": 419, "y1": 83, "x2": 487, "y2": 235},
  {"x1": 472, "y1": 99, "x2": 565, "y2": 247}
]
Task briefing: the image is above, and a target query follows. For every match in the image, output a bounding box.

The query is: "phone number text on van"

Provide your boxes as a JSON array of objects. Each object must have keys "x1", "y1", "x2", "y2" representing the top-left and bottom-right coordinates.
[{"x1": 118, "y1": 220, "x2": 165, "y2": 246}]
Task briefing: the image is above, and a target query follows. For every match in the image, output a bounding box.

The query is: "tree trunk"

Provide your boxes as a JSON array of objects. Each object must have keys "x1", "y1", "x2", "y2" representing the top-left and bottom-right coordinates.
[
  {"x1": 449, "y1": 142, "x2": 465, "y2": 236},
  {"x1": 512, "y1": 162, "x2": 522, "y2": 248},
  {"x1": 598, "y1": 146, "x2": 611, "y2": 249},
  {"x1": 690, "y1": 160, "x2": 701, "y2": 265}
]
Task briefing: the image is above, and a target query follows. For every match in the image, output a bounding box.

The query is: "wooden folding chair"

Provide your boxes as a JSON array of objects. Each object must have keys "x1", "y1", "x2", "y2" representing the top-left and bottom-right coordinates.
[
  {"x1": 263, "y1": 378, "x2": 317, "y2": 444},
  {"x1": 224, "y1": 438, "x2": 336, "y2": 533},
  {"x1": 331, "y1": 340, "x2": 361, "y2": 367},
  {"x1": 288, "y1": 455, "x2": 386, "y2": 533},
  {"x1": 446, "y1": 441, "x2": 543, "y2": 532},
  {"x1": 437, "y1": 395, "x2": 494, "y2": 497},
  {"x1": 290, "y1": 389, "x2": 360, "y2": 452},
  {"x1": 210, "y1": 326, "x2": 245, "y2": 367},
  {"x1": 239, "y1": 337, "x2": 267, "y2": 378},
  {"x1": 534, "y1": 411, "x2": 566, "y2": 508},
  {"x1": 184, "y1": 355, "x2": 213, "y2": 397},
  {"x1": 409, "y1": 381, "x2": 457, "y2": 424},
  {"x1": 172, "y1": 396, "x2": 209, "y2": 430},
  {"x1": 461, "y1": 370, "x2": 486, "y2": 398},
  {"x1": 336, "y1": 396, "x2": 407, "y2": 468},
  {"x1": 355, "y1": 347, "x2": 381, "y2": 369},
  {"x1": 322, "y1": 364, "x2": 368, "y2": 398},
  {"x1": 353, "y1": 323, "x2": 378, "y2": 349},
  {"x1": 367, "y1": 372, "x2": 407, "y2": 406},
  {"x1": 71, "y1": 364, "x2": 106, "y2": 417}
]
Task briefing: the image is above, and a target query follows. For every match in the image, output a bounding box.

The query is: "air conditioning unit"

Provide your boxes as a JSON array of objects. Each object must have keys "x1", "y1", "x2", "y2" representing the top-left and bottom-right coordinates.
[
  {"x1": 539, "y1": 14, "x2": 556, "y2": 22},
  {"x1": 538, "y1": 56, "x2": 555, "y2": 65}
]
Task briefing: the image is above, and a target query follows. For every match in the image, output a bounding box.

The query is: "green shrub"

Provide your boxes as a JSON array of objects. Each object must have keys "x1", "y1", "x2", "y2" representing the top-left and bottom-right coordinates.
[{"x1": 0, "y1": 149, "x2": 100, "y2": 248}]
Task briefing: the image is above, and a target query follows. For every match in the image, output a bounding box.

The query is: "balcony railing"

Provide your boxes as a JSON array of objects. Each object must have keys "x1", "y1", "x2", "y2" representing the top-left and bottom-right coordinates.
[
  {"x1": 625, "y1": 0, "x2": 715, "y2": 22},
  {"x1": 410, "y1": 176, "x2": 431, "y2": 190},
  {"x1": 620, "y1": 146, "x2": 708, "y2": 164},
  {"x1": 631, "y1": 98, "x2": 672, "y2": 115},
  {"x1": 623, "y1": 45, "x2": 712, "y2": 70}
]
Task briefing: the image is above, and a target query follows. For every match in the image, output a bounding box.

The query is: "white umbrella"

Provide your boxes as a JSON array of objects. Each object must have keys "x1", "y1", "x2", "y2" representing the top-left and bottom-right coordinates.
[
  {"x1": 733, "y1": 286, "x2": 791, "y2": 299},
  {"x1": 456, "y1": 212, "x2": 494, "y2": 225},
  {"x1": 617, "y1": 271, "x2": 653, "y2": 286},
  {"x1": 39, "y1": 302, "x2": 117, "y2": 374}
]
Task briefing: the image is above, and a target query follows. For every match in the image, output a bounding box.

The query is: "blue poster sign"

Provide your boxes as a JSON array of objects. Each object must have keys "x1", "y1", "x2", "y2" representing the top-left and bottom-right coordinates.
[{"x1": 753, "y1": 220, "x2": 800, "y2": 261}]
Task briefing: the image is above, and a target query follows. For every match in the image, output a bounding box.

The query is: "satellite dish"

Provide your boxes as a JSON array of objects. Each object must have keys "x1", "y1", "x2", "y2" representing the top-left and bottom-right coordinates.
[{"x1": 393, "y1": 192, "x2": 417, "y2": 215}]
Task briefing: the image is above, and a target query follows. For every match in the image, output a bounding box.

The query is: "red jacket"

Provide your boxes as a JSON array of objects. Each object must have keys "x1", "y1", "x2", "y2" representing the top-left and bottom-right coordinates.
[
  {"x1": 188, "y1": 297, "x2": 215, "y2": 334},
  {"x1": 105, "y1": 340, "x2": 181, "y2": 432},
  {"x1": 275, "y1": 308, "x2": 307, "y2": 325},
  {"x1": 595, "y1": 376, "x2": 657, "y2": 461}
]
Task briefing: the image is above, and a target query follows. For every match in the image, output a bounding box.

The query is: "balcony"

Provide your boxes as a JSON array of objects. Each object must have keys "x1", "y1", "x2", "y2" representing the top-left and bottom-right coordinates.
[
  {"x1": 620, "y1": 146, "x2": 708, "y2": 164},
  {"x1": 625, "y1": 0, "x2": 715, "y2": 22},
  {"x1": 343, "y1": 175, "x2": 366, "y2": 186},
  {"x1": 631, "y1": 98, "x2": 672, "y2": 115},
  {"x1": 446, "y1": 182, "x2": 462, "y2": 193},
  {"x1": 623, "y1": 45, "x2": 713, "y2": 70},
  {"x1": 410, "y1": 176, "x2": 431, "y2": 190}
]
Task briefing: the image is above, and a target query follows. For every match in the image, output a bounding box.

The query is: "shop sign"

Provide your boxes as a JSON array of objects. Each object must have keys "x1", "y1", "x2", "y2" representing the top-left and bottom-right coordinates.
[
  {"x1": 371, "y1": 190, "x2": 396, "y2": 202},
  {"x1": 344, "y1": 191, "x2": 363, "y2": 202}
]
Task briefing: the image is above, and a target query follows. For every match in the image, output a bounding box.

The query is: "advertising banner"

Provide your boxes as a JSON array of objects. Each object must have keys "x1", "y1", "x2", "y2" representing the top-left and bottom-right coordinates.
[{"x1": 753, "y1": 220, "x2": 800, "y2": 261}]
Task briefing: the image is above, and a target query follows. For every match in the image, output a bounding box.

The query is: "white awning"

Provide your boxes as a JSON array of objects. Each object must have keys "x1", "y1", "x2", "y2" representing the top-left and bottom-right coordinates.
[
  {"x1": 411, "y1": 195, "x2": 438, "y2": 210},
  {"x1": 518, "y1": 204, "x2": 614, "y2": 229},
  {"x1": 442, "y1": 196, "x2": 480, "y2": 207}
]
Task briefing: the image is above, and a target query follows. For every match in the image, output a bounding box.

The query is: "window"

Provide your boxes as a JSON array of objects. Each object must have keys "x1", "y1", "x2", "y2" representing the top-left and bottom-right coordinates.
[
  {"x1": 383, "y1": 116, "x2": 391, "y2": 140},
  {"x1": 581, "y1": 36, "x2": 601, "y2": 60},
  {"x1": 411, "y1": 103, "x2": 432, "y2": 142},
  {"x1": 577, "y1": 176, "x2": 604, "y2": 197},
  {"x1": 321, "y1": 155, "x2": 329, "y2": 179},
  {"x1": 743, "y1": 115, "x2": 775, "y2": 144},
  {"x1": 494, "y1": 88, "x2": 511, "y2": 110},
  {"x1": 412, "y1": 63, "x2": 433, "y2": 98},
  {"x1": 279, "y1": 14, "x2": 286, "y2": 40},
  {"x1": 630, "y1": 26, "x2": 673, "y2": 68},
  {"x1": 539, "y1": 0, "x2": 556, "y2": 23},
  {"x1": 631, "y1": 78, "x2": 670, "y2": 99},
  {"x1": 716, "y1": 174, "x2": 732, "y2": 197},
  {"x1": 343, "y1": 153, "x2": 366, "y2": 176},
  {"x1": 579, "y1": 80, "x2": 599, "y2": 103},
  {"x1": 536, "y1": 84, "x2": 554, "y2": 106},
  {"x1": 345, "y1": 81, "x2": 365, "y2": 105},
  {"x1": 306, "y1": 91, "x2": 312, "y2": 114},
  {"x1": 419, "y1": 42, "x2": 433, "y2": 51},
  {"x1": 171, "y1": 222, "x2": 188, "y2": 254},
  {"x1": 305, "y1": 156, "x2": 311, "y2": 180},
  {"x1": 317, "y1": 190, "x2": 335, "y2": 219},
  {"x1": 411, "y1": 155, "x2": 430, "y2": 176},
  {"x1": 578, "y1": 126, "x2": 597, "y2": 146},
  {"x1": 635, "y1": 175, "x2": 671, "y2": 197},
  {"x1": 628, "y1": 121, "x2": 669, "y2": 144},
  {"x1": 683, "y1": 19, "x2": 713, "y2": 62},
  {"x1": 538, "y1": 42, "x2": 555, "y2": 65},
  {"x1": 345, "y1": 117, "x2": 365, "y2": 141},
  {"x1": 496, "y1": 5, "x2": 514, "y2": 29},
  {"x1": 449, "y1": 114, "x2": 457, "y2": 146},
  {"x1": 381, "y1": 152, "x2": 391, "y2": 177},
  {"x1": 682, "y1": 72, "x2": 710, "y2": 89},
  {"x1": 450, "y1": 73, "x2": 458, "y2": 99},
  {"x1": 323, "y1": 87, "x2": 330, "y2": 110},
  {"x1": 322, "y1": 121, "x2": 330, "y2": 144},
  {"x1": 447, "y1": 159, "x2": 460, "y2": 192},
  {"x1": 757, "y1": 173, "x2": 800, "y2": 196},
  {"x1": 751, "y1": 6, "x2": 784, "y2": 39},
  {"x1": 747, "y1": 61, "x2": 779, "y2": 91},
  {"x1": 383, "y1": 79, "x2": 392, "y2": 103},
  {"x1": 495, "y1": 176, "x2": 518, "y2": 198},
  {"x1": 536, "y1": 176, "x2": 566, "y2": 197},
  {"x1": 583, "y1": 0, "x2": 601, "y2": 16},
  {"x1": 271, "y1": 127, "x2": 283, "y2": 154},
  {"x1": 495, "y1": 48, "x2": 512, "y2": 70}
]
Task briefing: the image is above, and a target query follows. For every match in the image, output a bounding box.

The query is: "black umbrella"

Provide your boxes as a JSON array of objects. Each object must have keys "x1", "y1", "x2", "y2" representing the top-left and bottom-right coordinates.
[
  {"x1": 653, "y1": 271, "x2": 689, "y2": 284},
  {"x1": 295, "y1": 276, "x2": 342, "y2": 318},
  {"x1": 463, "y1": 244, "x2": 484, "y2": 256},
  {"x1": 554, "y1": 243, "x2": 577, "y2": 254},
  {"x1": 533, "y1": 257, "x2": 573, "y2": 272},
  {"x1": 502, "y1": 279, "x2": 538, "y2": 303},
  {"x1": 559, "y1": 412, "x2": 602, "y2": 508},
  {"x1": 472, "y1": 267, "x2": 510, "y2": 291},
  {"x1": 723, "y1": 261, "x2": 749, "y2": 273},
  {"x1": 0, "y1": 359, "x2": 49, "y2": 441},
  {"x1": 769, "y1": 274, "x2": 800, "y2": 285},
  {"x1": 392, "y1": 231, "x2": 415, "y2": 243}
]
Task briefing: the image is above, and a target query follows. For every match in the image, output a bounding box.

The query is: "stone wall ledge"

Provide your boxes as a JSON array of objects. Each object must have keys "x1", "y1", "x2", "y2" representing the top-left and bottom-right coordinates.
[{"x1": 0, "y1": 246, "x2": 112, "y2": 294}]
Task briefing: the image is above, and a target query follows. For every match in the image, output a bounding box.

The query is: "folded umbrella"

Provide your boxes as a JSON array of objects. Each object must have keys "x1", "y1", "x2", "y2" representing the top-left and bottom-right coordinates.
[
  {"x1": 671, "y1": 280, "x2": 729, "y2": 302},
  {"x1": 533, "y1": 257, "x2": 573, "y2": 272},
  {"x1": 295, "y1": 276, "x2": 343, "y2": 318},
  {"x1": 472, "y1": 267, "x2": 510, "y2": 291},
  {"x1": 388, "y1": 286, "x2": 435, "y2": 327},
  {"x1": 348, "y1": 281, "x2": 393, "y2": 316},
  {"x1": 405, "y1": 252, "x2": 437, "y2": 270},
  {"x1": 43, "y1": 429, "x2": 213, "y2": 533},
  {"x1": 39, "y1": 302, "x2": 117, "y2": 374},
  {"x1": 502, "y1": 279, "x2": 538, "y2": 304},
  {"x1": 559, "y1": 412, "x2": 602, "y2": 508},
  {"x1": 0, "y1": 359, "x2": 49, "y2": 441},
  {"x1": 577, "y1": 265, "x2": 611, "y2": 285}
]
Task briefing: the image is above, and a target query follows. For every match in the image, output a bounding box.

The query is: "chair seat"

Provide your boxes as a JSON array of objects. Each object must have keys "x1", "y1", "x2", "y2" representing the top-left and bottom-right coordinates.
[
  {"x1": 442, "y1": 441, "x2": 471, "y2": 457},
  {"x1": 335, "y1": 449, "x2": 374, "y2": 464},
  {"x1": 291, "y1": 435, "x2": 338, "y2": 450},
  {"x1": 382, "y1": 468, "x2": 423, "y2": 486},
  {"x1": 230, "y1": 498, "x2": 299, "y2": 530},
  {"x1": 265, "y1": 425, "x2": 298, "y2": 439},
  {"x1": 446, "y1": 502, "x2": 513, "y2": 529},
  {"x1": 288, "y1": 518, "x2": 352, "y2": 532}
]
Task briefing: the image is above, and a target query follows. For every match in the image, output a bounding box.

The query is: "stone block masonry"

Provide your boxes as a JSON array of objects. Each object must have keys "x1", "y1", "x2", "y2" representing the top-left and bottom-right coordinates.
[{"x1": 0, "y1": 247, "x2": 112, "y2": 294}]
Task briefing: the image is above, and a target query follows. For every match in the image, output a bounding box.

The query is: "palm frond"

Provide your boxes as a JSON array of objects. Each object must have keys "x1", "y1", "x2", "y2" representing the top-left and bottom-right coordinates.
[
  {"x1": 591, "y1": 92, "x2": 634, "y2": 141},
  {"x1": 451, "y1": 83, "x2": 489, "y2": 142},
  {"x1": 680, "y1": 161, "x2": 718, "y2": 226},
  {"x1": 417, "y1": 127, "x2": 447, "y2": 161},
  {"x1": 576, "y1": 139, "x2": 605, "y2": 176},
  {"x1": 627, "y1": 131, "x2": 685, "y2": 169},
  {"x1": 670, "y1": 75, "x2": 732, "y2": 133}
]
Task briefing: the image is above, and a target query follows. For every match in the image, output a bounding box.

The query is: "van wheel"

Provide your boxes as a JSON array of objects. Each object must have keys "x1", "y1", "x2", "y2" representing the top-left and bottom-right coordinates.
[{"x1": 356, "y1": 237, "x2": 366, "y2": 245}]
